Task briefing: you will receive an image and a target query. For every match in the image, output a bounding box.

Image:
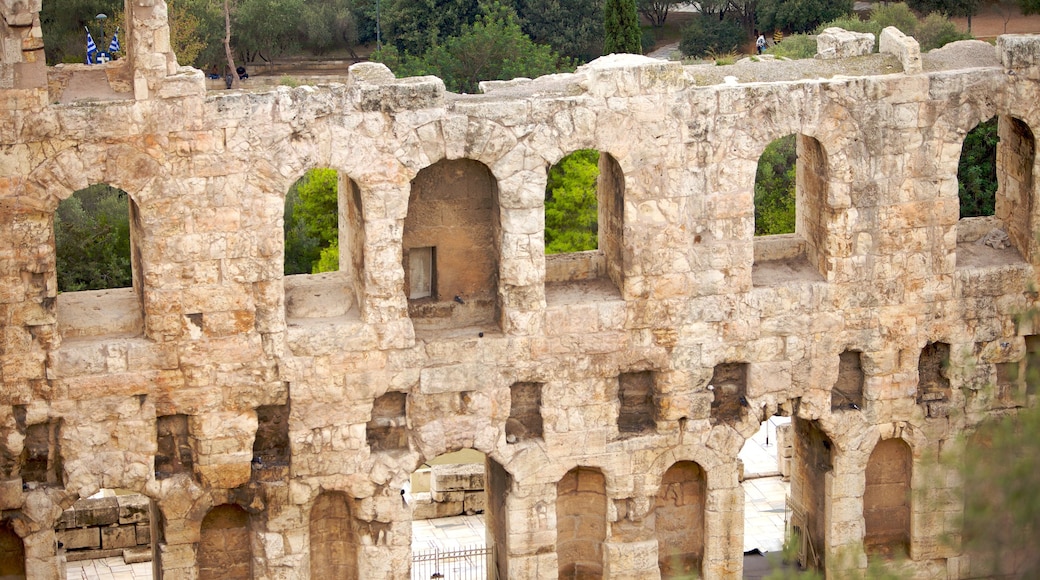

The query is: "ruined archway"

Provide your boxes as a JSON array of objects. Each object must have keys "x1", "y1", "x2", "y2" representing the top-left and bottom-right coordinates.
[
  {"x1": 864, "y1": 438, "x2": 912, "y2": 559},
  {"x1": 404, "y1": 159, "x2": 501, "y2": 331},
  {"x1": 283, "y1": 169, "x2": 365, "y2": 321},
  {"x1": 309, "y1": 491, "x2": 358, "y2": 580},
  {"x1": 752, "y1": 134, "x2": 829, "y2": 285},
  {"x1": 655, "y1": 461, "x2": 706, "y2": 579},
  {"x1": 198, "y1": 504, "x2": 251, "y2": 580},
  {"x1": 556, "y1": 466, "x2": 606, "y2": 579}
]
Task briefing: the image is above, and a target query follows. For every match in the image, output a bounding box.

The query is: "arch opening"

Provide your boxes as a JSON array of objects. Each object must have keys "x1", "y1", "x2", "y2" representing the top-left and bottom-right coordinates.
[
  {"x1": 864, "y1": 438, "x2": 911, "y2": 560},
  {"x1": 284, "y1": 169, "x2": 364, "y2": 322},
  {"x1": 737, "y1": 415, "x2": 792, "y2": 562},
  {"x1": 0, "y1": 520, "x2": 25, "y2": 579},
  {"x1": 310, "y1": 491, "x2": 359, "y2": 580},
  {"x1": 198, "y1": 504, "x2": 252, "y2": 580},
  {"x1": 956, "y1": 116, "x2": 1035, "y2": 267},
  {"x1": 407, "y1": 449, "x2": 506, "y2": 579},
  {"x1": 752, "y1": 134, "x2": 829, "y2": 285},
  {"x1": 786, "y1": 417, "x2": 832, "y2": 570},
  {"x1": 60, "y1": 489, "x2": 160, "y2": 579},
  {"x1": 544, "y1": 150, "x2": 623, "y2": 304},
  {"x1": 655, "y1": 461, "x2": 706, "y2": 579},
  {"x1": 404, "y1": 159, "x2": 501, "y2": 333},
  {"x1": 54, "y1": 184, "x2": 144, "y2": 339},
  {"x1": 556, "y1": 466, "x2": 606, "y2": 579}
]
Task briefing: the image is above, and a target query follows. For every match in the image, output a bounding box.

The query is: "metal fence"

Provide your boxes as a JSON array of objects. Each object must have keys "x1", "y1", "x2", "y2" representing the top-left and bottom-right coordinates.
[{"x1": 412, "y1": 544, "x2": 493, "y2": 580}]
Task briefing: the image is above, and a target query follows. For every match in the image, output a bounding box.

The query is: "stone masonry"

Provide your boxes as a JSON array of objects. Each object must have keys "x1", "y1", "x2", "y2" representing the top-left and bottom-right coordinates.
[{"x1": 1, "y1": 1, "x2": 1040, "y2": 578}]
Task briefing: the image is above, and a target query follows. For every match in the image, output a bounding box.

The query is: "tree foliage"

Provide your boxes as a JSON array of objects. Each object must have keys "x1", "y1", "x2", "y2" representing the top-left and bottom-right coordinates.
[
  {"x1": 679, "y1": 15, "x2": 746, "y2": 59},
  {"x1": 40, "y1": 0, "x2": 123, "y2": 64},
  {"x1": 958, "y1": 117, "x2": 997, "y2": 218},
  {"x1": 754, "y1": 135, "x2": 797, "y2": 236},
  {"x1": 55, "y1": 185, "x2": 133, "y2": 292},
  {"x1": 373, "y1": 2, "x2": 572, "y2": 94},
  {"x1": 907, "y1": 0, "x2": 982, "y2": 30},
  {"x1": 756, "y1": 0, "x2": 852, "y2": 34},
  {"x1": 811, "y1": 3, "x2": 970, "y2": 54},
  {"x1": 545, "y1": 150, "x2": 600, "y2": 254},
  {"x1": 382, "y1": 0, "x2": 481, "y2": 55},
  {"x1": 512, "y1": 0, "x2": 604, "y2": 62},
  {"x1": 637, "y1": 0, "x2": 683, "y2": 27},
  {"x1": 604, "y1": 0, "x2": 642, "y2": 54},
  {"x1": 284, "y1": 169, "x2": 339, "y2": 275},
  {"x1": 169, "y1": 0, "x2": 224, "y2": 68}
]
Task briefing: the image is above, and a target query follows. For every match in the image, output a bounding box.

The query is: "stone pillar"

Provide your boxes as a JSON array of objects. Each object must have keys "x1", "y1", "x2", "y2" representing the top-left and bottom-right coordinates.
[
  {"x1": 126, "y1": 0, "x2": 203, "y2": 100},
  {"x1": 0, "y1": 0, "x2": 45, "y2": 90}
]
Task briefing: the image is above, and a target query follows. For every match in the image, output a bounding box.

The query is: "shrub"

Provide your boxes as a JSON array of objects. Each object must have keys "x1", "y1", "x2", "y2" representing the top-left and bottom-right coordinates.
[
  {"x1": 916, "y1": 12, "x2": 972, "y2": 51},
  {"x1": 679, "y1": 15, "x2": 746, "y2": 59},
  {"x1": 816, "y1": 16, "x2": 880, "y2": 37},
  {"x1": 765, "y1": 33, "x2": 817, "y2": 59},
  {"x1": 869, "y1": 2, "x2": 919, "y2": 35}
]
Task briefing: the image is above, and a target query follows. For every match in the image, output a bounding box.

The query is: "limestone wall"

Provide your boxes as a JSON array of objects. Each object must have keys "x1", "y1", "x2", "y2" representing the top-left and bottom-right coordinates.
[{"x1": 1, "y1": 3, "x2": 1040, "y2": 578}]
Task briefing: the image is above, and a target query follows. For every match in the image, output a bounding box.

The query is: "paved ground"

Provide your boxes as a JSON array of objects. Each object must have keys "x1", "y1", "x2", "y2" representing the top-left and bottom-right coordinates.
[{"x1": 66, "y1": 557, "x2": 152, "y2": 580}]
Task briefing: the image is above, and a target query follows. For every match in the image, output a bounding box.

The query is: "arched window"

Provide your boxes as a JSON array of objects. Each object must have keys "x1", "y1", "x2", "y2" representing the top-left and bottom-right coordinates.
[
  {"x1": 283, "y1": 169, "x2": 364, "y2": 321},
  {"x1": 544, "y1": 150, "x2": 625, "y2": 303},
  {"x1": 752, "y1": 134, "x2": 829, "y2": 285},
  {"x1": 403, "y1": 159, "x2": 501, "y2": 331},
  {"x1": 956, "y1": 116, "x2": 1035, "y2": 266},
  {"x1": 54, "y1": 184, "x2": 143, "y2": 338}
]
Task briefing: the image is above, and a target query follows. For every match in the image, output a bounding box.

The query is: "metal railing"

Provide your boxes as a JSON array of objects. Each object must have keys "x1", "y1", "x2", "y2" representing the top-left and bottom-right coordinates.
[{"x1": 412, "y1": 544, "x2": 493, "y2": 580}]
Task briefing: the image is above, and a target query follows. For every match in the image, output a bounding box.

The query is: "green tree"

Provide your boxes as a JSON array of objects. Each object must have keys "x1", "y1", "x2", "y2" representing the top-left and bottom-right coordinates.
[
  {"x1": 679, "y1": 15, "x2": 746, "y2": 58},
  {"x1": 637, "y1": 0, "x2": 683, "y2": 27},
  {"x1": 754, "y1": 135, "x2": 797, "y2": 236},
  {"x1": 374, "y1": 2, "x2": 573, "y2": 94},
  {"x1": 40, "y1": 0, "x2": 123, "y2": 64},
  {"x1": 1023, "y1": 0, "x2": 1040, "y2": 15},
  {"x1": 381, "y1": 0, "x2": 481, "y2": 55},
  {"x1": 55, "y1": 185, "x2": 133, "y2": 292},
  {"x1": 545, "y1": 150, "x2": 600, "y2": 254},
  {"x1": 298, "y1": 0, "x2": 359, "y2": 56},
  {"x1": 284, "y1": 169, "x2": 339, "y2": 275},
  {"x1": 756, "y1": 0, "x2": 852, "y2": 34},
  {"x1": 907, "y1": 0, "x2": 982, "y2": 31},
  {"x1": 604, "y1": 0, "x2": 642, "y2": 54},
  {"x1": 232, "y1": 0, "x2": 304, "y2": 62},
  {"x1": 512, "y1": 0, "x2": 604, "y2": 62},
  {"x1": 169, "y1": 0, "x2": 225, "y2": 68},
  {"x1": 957, "y1": 117, "x2": 997, "y2": 218}
]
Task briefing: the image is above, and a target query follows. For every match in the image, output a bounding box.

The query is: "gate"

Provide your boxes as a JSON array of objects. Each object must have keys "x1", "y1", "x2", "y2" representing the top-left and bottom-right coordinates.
[{"x1": 411, "y1": 544, "x2": 494, "y2": 580}]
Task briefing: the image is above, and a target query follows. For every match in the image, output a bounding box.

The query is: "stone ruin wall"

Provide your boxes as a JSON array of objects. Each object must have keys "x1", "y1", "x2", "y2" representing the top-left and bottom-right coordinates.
[{"x1": 2, "y1": 1, "x2": 1040, "y2": 578}]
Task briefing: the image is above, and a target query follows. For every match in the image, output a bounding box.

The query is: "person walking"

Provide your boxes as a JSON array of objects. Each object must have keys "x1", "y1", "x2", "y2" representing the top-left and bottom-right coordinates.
[{"x1": 756, "y1": 33, "x2": 766, "y2": 55}]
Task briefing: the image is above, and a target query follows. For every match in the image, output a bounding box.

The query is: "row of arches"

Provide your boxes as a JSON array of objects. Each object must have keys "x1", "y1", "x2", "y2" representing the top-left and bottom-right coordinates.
[
  {"x1": 0, "y1": 433, "x2": 911, "y2": 579},
  {"x1": 51, "y1": 114, "x2": 1036, "y2": 338}
]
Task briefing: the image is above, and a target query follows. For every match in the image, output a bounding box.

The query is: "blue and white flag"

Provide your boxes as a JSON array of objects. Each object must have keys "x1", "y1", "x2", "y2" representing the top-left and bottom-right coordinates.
[
  {"x1": 85, "y1": 27, "x2": 97, "y2": 64},
  {"x1": 108, "y1": 29, "x2": 120, "y2": 53}
]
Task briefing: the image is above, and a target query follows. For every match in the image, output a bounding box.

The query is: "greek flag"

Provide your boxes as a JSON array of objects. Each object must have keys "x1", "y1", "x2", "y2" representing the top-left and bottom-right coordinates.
[
  {"x1": 108, "y1": 29, "x2": 120, "y2": 53},
  {"x1": 85, "y1": 27, "x2": 97, "y2": 64}
]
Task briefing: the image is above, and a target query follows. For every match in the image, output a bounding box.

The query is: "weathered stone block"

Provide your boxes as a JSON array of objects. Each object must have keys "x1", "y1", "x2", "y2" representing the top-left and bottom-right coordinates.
[
  {"x1": 102, "y1": 525, "x2": 137, "y2": 550},
  {"x1": 58, "y1": 528, "x2": 100, "y2": 550}
]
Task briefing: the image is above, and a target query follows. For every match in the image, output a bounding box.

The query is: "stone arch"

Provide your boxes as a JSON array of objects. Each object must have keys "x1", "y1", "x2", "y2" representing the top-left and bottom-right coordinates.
[
  {"x1": 863, "y1": 437, "x2": 912, "y2": 559},
  {"x1": 309, "y1": 491, "x2": 358, "y2": 580},
  {"x1": 403, "y1": 158, "x2": 502, "y2": 330},
  {"x1": 654, "y1": 461, "x2": 706, "y2": 579},
  {"x1": 198, "y1": 504, "x2": 251, "y2": 580},
  {"x1": 556, "y1": 466, "x2": 607, "y2": 579},
  {"x1": 283, "y1": 168, "x2": 365, "y2": 321},
  {"x1": 0, "y1": 520, "x2": 25, "y2": 579}
]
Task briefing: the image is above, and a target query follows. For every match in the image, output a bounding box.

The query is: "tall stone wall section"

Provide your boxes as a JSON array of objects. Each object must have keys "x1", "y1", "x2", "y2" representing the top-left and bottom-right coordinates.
[{"x1": 1, "y1": 2, "x2": 1040, "y2": 576}]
